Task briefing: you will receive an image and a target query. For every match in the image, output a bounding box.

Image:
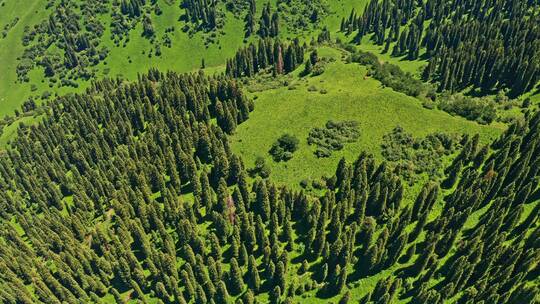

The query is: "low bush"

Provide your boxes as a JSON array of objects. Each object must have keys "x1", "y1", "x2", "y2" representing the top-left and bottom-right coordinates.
[
  {"x1": 381, "y1": 126, "x2": 461, "y2": 184},
  {"x1": 350, "y1": 49, "x2": 433, "y2": 98},
  {"x1": 269, "y1": 134, "x2": 299, "y2": 162},
  {"x1": 437, "y1": 93, "x2": 496, "y2": 124},
  {"x1": 249, "y1": 156, "x2": 271, "y2": 178},
  {"x1": 308, "y1": 120, "x2": 360, "y2": 158}
]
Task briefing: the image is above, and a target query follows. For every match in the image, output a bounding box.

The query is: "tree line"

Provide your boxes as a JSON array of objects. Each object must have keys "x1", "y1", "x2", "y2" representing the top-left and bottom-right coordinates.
[
  {"x1": 225, "y1": 37, "x2": 305, "y2": 78},
  {"x1": 341, "y1": 0, "x2": 540, "y2": 96},
  {"x1": 182, "y1": 0, "x2": 220, "y2": 31}
]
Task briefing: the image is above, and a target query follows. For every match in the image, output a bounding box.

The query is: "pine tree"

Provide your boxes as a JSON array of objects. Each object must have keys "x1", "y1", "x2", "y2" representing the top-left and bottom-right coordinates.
[
  {"x1": 247, "y1": 255, "x2": 261, "y2": 291},
  {"x1": 228, "y1": 258, "x2": 244, "y2": 295},
  {"x1": 303, "y1": 59, "x2": 313, "y2": 76},
  {"x1": 256, "y1": 181, "x2": 271, "y2": 221},
  {"x1": 274, "y1": 261, "x2": 286, "y2": 291},
  {"x1": 270, "y1": 286, "x2": 281, "y2": 304},
  {"x1": 216, "y1": 281, "x2": 230, "y2": 304}
]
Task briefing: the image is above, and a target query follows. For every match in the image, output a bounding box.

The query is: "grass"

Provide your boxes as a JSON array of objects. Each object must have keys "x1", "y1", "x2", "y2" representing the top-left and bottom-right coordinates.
[
  {"x1": 230, "y1": 46, "x2": 504, "y2": 189},
  {"x1": 97, "y1": 6, "x2": 247, "y2": 80},
  {"x1": 0, "y1": 0, "x2": 52, "y2": 117}
]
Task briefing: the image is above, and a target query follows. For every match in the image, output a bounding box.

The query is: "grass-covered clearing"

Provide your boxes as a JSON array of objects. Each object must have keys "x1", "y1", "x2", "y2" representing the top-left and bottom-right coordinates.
[{"x1": 231, "y1": 46, "x2": 503, "y2": 188}]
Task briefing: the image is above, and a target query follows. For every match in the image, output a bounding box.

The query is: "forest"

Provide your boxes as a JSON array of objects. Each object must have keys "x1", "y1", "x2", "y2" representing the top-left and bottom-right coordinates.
[{"x1": 0, "y1": 0, "x2": 539, "y2": 303}]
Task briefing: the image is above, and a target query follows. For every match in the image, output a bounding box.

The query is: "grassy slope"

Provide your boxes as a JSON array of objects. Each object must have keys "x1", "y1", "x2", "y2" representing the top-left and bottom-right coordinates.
[
  {"x1": 0, "y1": 0, "x2": 367, "y2": 115},
  {"x1": 0, "y1": 2, "x2": 533, "y2": 303},
  {"x1": 231, "y1": 46, "x2": 503, "y2": 188},
  {"x1": 0, "y1": 1, "x2": 248, "y2": 116},
  {"x1": 0, "y1": 0, "x2": 368, "y2": 147},
  {"x1": 98, "y1": 7, "x2": 246, "y2": 80},
  {"x1": 0, "y1": 0, "x2": 51, "y2": 117}
]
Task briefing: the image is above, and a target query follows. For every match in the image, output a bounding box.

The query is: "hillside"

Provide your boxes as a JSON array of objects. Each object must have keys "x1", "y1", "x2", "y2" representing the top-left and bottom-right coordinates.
[
  {"x1": 231, "y1": 46, "x2": 503, "y2": 187},
  {"x1": 0, "y1": 0, "x2": 539, "y2": 304}
]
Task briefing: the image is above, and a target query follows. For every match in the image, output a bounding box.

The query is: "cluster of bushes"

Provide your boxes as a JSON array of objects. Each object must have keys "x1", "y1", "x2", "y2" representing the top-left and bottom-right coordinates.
[
  {"x1": 299, "y1": 177, "x2": 326, "y2": 190},
  {"x1": 349, "y1": 50, "x2": 434, "y2": 98},
  {"x1": 249, "y1": 156, "x2": 272, "y2": 178},
  {"x1": 307, "y1": 120, "x2": 360, "y2": 157},
  {"x1": 372, "y1": 63, "x2": 430, "y2": 97},
  {"x1": 1, "y1": 16, "x2": 18, "y2": 38},
  {"x1": 436, "y1": 93, "x2": 497, "y2": 125},
  {"x1": 381, "y1": 126, "x2": 461, "y2": 183},
  {"x1": 269, "y1": 133, "x2": 299, "y2": 161}
]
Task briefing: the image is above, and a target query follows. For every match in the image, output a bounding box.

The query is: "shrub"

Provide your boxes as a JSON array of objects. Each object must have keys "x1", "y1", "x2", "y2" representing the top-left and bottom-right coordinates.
[
  {"x1": 311, "y1": 64, "x2": 325, "y2": 76},
  {"x1": 381, "y1": 126, "x2": 460, "y2": 184},
  {"x1": 351, "y1": 51, "x2": 379, "y2": 67},
  {"x1": 250, "y1": 156, "x2": 271, "y2": 178},
  {"x1": 437, "y1": 94, "x2": 497, "y2": 124},
  {"x1": 522, "y1": 98, "x2": 531, "y2": 108},
  {"x1": 422, "y1": 100, "x2": 436, "y2": 109},
  {"x1": 308, "y1": 120, "x2": 360, "y2": 157},
  {"x1": 269, "y1": 134, "x2": 299, "y2": 162},
  {"x1": 312, "y1": 179, "x2": 325, "y2": 189}
]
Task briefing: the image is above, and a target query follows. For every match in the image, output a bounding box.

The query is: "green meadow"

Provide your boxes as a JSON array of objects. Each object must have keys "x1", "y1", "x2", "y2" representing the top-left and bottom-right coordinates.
[
  {"x1": 0, "y1": 0, "x2": 51, "y2": 117},
  {"x1": 231, "y1": 46, "x2": 503, "y2": 188}
]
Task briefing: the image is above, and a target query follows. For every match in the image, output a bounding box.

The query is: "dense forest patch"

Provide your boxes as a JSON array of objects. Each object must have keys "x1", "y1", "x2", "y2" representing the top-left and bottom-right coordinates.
[
  {"x1": 0, "y1": 68, "x2": 537, "y2": 304},
  {"x1": 342, "y1": 0, "x2": 540, "y2": 97},
  {"x1": 1, "y1": 1, "x2": 540, "y2": 303}
]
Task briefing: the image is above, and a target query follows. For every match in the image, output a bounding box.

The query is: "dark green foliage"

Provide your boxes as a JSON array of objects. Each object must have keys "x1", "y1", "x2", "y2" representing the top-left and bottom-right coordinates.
[
  {"x1": 269, "y1": 134, "x2": 299, "y2": 162},
  {"x1": 381, "y1": 126, "x2": 460, "y2": 183},
  {"x1": 250, "y1": 156, "x2": 271, "y2": 178},
  {"x1": 228, "y1": 258, "x2": 244, "y2": 294},
  {"x1": 307, "y1": 120, "x2": 360, "y2": 158},
  {"x1": 244, "y1": 0, "x2": 256, "y2": 37},
  {"x1": 142, "y1": 14, "x2": 155, "y2": 38},
  {"x1": 437, "y1": 94, "x2": 497, "y2": 125},
  {"x1": 343, "y1": 0, "x2": 540, "y2": 96},
  {"x1": 302, "y1": 58, "x2": 313, "y2": 76},
  {"x1": 350, "y1": 50, "x2": 432, "y2": 98},
  {"x1": 258, "y1": 2, "x2": 279, "y2": 38},
  {"x1": 182, "y1": 0, "x2": 220, "y2": 31},
  {"x1": 226, "y1": 37, "x2": 305, "y2": 78}
]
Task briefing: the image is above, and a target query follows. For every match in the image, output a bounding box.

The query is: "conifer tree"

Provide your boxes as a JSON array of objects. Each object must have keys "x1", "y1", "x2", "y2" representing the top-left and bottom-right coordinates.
[
  {"x1": 228, "y1": 258, "x2": 244, "y2": 295},
  {"x1": 247, "y1": 255, "x2": 261, "y2": 291}
]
